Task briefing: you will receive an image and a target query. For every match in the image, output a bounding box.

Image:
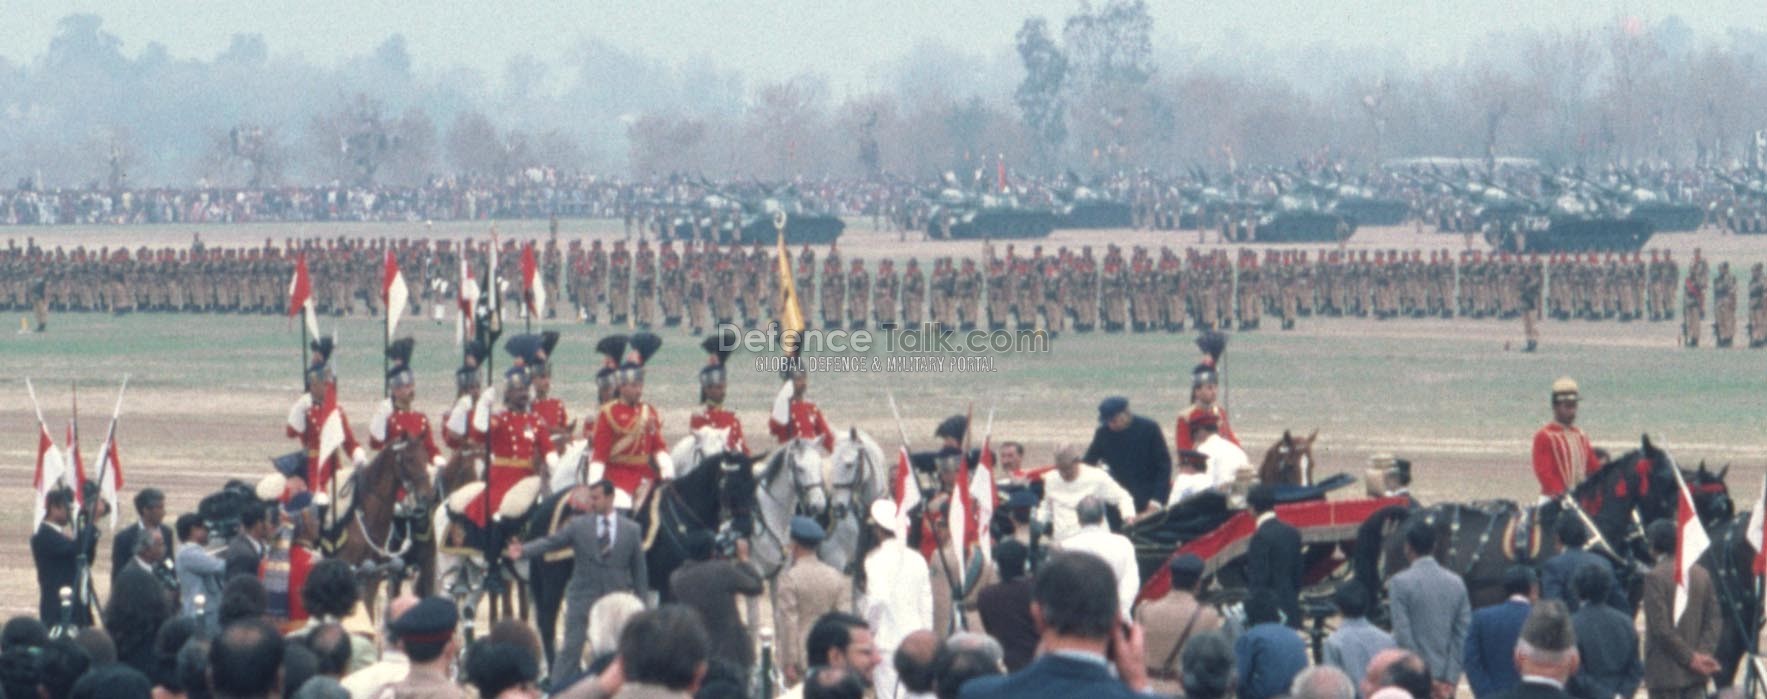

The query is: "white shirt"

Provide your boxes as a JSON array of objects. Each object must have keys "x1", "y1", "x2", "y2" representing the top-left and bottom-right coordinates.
[
  {"x1": 1060, "y1": 523, "x2": 1141, "y2": 619},
  {"x1": 1037, "y1": 464, "x2": 1137, "y2": 542},
  {"x1": 1196, "y1": 434, "x2": 1250, "y2": 489},
  {"x1": 861, "y1": 538, "x2": 933, "y2": 651},
  {"x1": 339, "y1": 650, "x2": 409, "y2": 699},
  {"x1": 1169, "y1": 471, "x2": 1216, "y2": 506}
]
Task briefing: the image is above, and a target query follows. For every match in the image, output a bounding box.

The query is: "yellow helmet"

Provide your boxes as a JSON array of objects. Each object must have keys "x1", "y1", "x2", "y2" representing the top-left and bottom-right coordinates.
[{"x1": 1551, "y1": 376, "x2": 1579, "y2": 402}]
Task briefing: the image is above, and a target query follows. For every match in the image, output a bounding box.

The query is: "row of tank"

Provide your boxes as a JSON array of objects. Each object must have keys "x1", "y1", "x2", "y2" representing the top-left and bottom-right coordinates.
[{"x1": 633, "y1": 167, "x2": 1767, "y2": 253}]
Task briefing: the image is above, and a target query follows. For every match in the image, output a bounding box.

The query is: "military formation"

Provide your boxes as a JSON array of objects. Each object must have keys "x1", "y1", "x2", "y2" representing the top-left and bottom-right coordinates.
[{"x1": 4, "y1": 235, "x2": 1765, "y2": 348}]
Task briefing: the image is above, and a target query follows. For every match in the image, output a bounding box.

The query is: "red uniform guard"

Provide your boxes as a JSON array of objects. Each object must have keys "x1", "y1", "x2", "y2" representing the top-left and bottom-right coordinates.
[
  {"x1": 588, "y1": 332, "x2": 674, "y2": 498},
  {"x1": 1532, "y1": 376, "x2": 1598, "y2": 497}
]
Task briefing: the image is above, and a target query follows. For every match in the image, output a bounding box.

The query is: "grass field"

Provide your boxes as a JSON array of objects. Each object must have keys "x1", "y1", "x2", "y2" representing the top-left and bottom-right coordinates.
[{"x1": 1, "y1": 218, "x2": 1763, "y2": 619}]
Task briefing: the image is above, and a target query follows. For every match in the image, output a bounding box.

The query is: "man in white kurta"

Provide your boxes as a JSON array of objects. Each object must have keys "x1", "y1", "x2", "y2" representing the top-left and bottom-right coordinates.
[
  {"x1": 862, "y1": 500, "x2": 933, "y2": 699},
  {"x1": 1057, "y1": 496, "x2": 1141, "y2": 620},
  {"x1": 1036, "y1": 444, "x2": 1138, "y2": 542}
]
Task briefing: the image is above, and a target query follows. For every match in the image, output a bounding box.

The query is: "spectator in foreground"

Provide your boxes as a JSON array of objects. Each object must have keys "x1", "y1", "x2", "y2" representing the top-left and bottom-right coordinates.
[
  {"x1": 1487, "y1": 600, "x2": 1579, "y2": 699},
  {"x1": 958, "y1": 551, "x2": 1152, "y2": 699},
  {"x1": 1234, "y1": 589, "x2": 1309, "y2": 699},
  {"x1": 1466, "y1": 566, "x2": 1537, "y2": 698},
  {"x1": 209, "y1": 619, "x2": 284, "y2": 699},
  {"x1": 974, "y1": 539, "x2": 1038, "y2": 673},
  {"x1": 1290, "y1": 665, "x2": 1357, "y2": 699},
  {"x1": 1322, "y1": 580, "x2": 1394, "y2": 696},
  {"x1": 465, "y1": 640, "x2": 542, "y2": 699},
  {"x1": 379, "y1": 597, "x2": 467, "y2": 699},
  {"x1": 1387, "y1": 522, "x2": 1470, "y2": 699},
  {"x1": 1568, "y1": 563, "x2": 1641, "y2": 699},
  {"x1": 931, "y1": 633, "x2": 1004, "y2": 699},
  {"x1": 1179, "y1": 632, "x2": 1235, "y2": 699}
]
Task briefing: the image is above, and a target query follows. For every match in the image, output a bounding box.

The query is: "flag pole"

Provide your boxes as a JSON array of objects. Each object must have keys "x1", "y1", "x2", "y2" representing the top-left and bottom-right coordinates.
[{"x1": 69, "y1": 380, "x2": 93, "y2": 627}]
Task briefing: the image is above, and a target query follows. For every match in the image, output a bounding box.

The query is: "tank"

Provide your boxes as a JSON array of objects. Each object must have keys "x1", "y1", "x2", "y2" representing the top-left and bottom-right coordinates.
[
  {"x1": 736, "y1": 198, "x2": 845, "y2": 245},
  {"x1": 1054, "y1": 185, "x2": 1132, "y2": 229},
  {"x1": 1252, "y1": 194, "x2": 1355, "y2": 243},
  {"x1": 926, "y1": 190, "x2": 1056, "y2": 239}
]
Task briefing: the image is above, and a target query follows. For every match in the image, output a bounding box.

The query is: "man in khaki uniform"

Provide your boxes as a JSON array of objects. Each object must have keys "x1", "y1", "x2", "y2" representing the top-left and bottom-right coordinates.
[
  {"x1": 874, "y1": 259, "x2": 898, "y2": 328},
  {"x1": 903, "y1": 258, "x2": 926, "y2": 326},
  {"x1": 1748, "y1": 263, "x2": 1765, "y2": 348},
  {"x1": 1712, "y1": 261, "x2": 1737, "y2": 347},
  {"x1": 774, "y1": 517, "x2": 853, "y2": 685},
  {"x1": 847, "y1": 259, "x2": 870, "y2": 330},
  {"x1": 1136, "y1": 554, "x2": 1221, "y2": 693}
]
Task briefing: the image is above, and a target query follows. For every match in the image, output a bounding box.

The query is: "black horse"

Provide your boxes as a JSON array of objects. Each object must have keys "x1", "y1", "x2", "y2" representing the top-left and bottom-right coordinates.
[
  {"x1": 1352, "y1": 436, "x2": 1731, "y2": 609},
  {"x1": 521, "y1": 450, "x2": 758, "y2": 667}
]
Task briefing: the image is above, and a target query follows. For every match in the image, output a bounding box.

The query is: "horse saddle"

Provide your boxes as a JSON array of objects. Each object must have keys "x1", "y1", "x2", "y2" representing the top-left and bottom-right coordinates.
[{"x1": 1500, "y1": 503, "x2": 1549, "y2": 563}]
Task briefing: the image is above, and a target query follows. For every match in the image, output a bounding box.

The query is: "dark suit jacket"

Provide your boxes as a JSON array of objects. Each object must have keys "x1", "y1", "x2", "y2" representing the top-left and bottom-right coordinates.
[
  {"x1": 669, "y1": 559, "x2": 764, "y2": 668},
  {"x1": 1247, "y1": 516, "x2": 1304, "y2": 628},
  {"x1": 1486, "y1": 678, "x2": 1575, "y2": 699},
  {"x1": 111, "y1": 521, "x2": 173, "y2": 576},
  {"x1": 960, "y1": 653, "x2": 1157, "y2": 699},
  {"x1": 223, "y1": 534, "x2": 266, "y2": 581},
  {"x1": 1569, "y1": 601, "x2": 1643, "y2": 699},
  {"x1": 1540, "y1": 548, "x2": 1626, "y2": 611},
  {"x1": 32, "y1": 522, "x2": 96, "y2": 625},
  {"x1": 1642, "y1": 560, "x2": 1720, "y2": 690},
  {"x1": 520, "y1": 512, "x2": 646, "y2": 602},
  {"x1": 1465, "y1": 599, "x2": 1530, "y2": 697},
  {"x1": 1083, "y1": 416, "x2": 1172, "y2": 511},
  {"x1": 975, "y1": 577, "x2": 1039, "y2": 672}
]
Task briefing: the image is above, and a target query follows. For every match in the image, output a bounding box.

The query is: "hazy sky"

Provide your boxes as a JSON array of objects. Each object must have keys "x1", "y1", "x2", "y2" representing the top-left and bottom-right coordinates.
[{"x1": 5, "y1": 0, "x2": 1764, "y2": 91}]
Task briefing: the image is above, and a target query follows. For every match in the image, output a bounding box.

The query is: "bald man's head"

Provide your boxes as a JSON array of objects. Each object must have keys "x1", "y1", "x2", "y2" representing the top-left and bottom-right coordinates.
[
  {"x1": 1361, "y1": 649, "x2": 1424, "y2": 699},
  {"x1": 894, "y1": 630, "x2": 940, "y2": 694}
]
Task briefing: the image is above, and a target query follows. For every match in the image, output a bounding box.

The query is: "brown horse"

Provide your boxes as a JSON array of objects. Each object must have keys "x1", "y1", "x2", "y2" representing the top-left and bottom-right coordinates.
[
  {"x1": 1257, "y1": 429, "x2": 1317, "y2": 487},
  {"x1": 329, "y1": 437, "x2": 437, "y2": 618}
]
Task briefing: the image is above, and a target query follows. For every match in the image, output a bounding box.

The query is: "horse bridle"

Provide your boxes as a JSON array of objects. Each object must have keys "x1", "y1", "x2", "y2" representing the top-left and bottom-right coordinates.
[{"x1": 827, "y1": 442, "x2": 876, "y2": 524}]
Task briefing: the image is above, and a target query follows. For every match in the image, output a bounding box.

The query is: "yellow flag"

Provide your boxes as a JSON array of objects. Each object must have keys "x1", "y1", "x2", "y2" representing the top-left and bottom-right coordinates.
[{"x1": 775, "y1": 214, "x2": 806, "y2": 354}]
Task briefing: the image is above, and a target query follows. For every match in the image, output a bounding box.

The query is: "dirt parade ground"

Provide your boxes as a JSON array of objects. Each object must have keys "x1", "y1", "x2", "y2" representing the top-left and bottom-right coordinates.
[{"x1": 1, "y1": 218, "x2": 1764, "y2": 622}]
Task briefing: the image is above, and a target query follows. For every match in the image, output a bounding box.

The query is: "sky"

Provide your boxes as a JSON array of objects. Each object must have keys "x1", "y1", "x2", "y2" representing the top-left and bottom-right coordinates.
[{"x1": 3, "y1": 0, "x2": 1764, "y2": 91}]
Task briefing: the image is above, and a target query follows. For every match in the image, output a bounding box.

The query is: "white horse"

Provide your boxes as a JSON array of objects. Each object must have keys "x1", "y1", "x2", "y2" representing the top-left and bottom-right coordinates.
[
  {"x1": 668, "y1": 426, "x2": 732, "y2": 481},
  {"x1": 820, "y1": 428, "x2": 887, "y2": 574},
  {"x1": 748, "y1": 436, "x2": 830, "y2": 580}
]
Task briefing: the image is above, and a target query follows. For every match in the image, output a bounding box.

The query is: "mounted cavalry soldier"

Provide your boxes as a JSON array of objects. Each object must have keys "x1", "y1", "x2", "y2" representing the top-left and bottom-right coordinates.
[
  {"x1": 1175, "y1": 332, "x2": 1237, "y2": 453},
  {"x1": 442, "y1": 340, "x2": 488, "y2": 452},
  {"x1": 461, "y1": 348, "x2": 557, "y2": 527},
  {"x1": 521, "y1": 331, "x2": 575, "y2": 449},
  {"x1": 769, "y1": 360, "x2": 836, "y2": 454},
  {"x1": 588, "y1": 332, "x2": 674, "y2": 501},
  {"x1": 369, "y1": 338, "x2": 445, "y2": 470},
  {"x1": 690, "y1": 331, "x2": 748, "y2": 456},
  {"x1": 1531, "y1": 377, "x2": 1598, "y2": 500},
  {"x1": 285, "y1": 337, "x2": 366, "y2": 498}
]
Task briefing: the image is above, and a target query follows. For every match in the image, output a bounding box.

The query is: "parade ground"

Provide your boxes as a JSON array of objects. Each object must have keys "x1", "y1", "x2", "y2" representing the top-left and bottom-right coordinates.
[{"x1": 2, "y1": 219, "x2": 1764, "y2": 618}]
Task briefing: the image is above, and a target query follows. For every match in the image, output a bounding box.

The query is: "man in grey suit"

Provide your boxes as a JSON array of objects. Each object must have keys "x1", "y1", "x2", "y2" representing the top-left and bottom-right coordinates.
[
  {"x1": 1387, "y1": 522, "x2": 1471, "y2": 699},
  {"x1": 507, "y1": 480, "x2": 647, "y2": 679},
  {"x1": 173, "y1": 514, "x2": 224, "y2": 632}
]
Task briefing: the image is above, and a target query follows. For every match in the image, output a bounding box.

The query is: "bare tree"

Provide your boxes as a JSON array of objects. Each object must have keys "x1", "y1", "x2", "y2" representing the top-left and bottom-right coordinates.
[{"x1": 205, "y1": 123, "x2": 284, "y2": 187}]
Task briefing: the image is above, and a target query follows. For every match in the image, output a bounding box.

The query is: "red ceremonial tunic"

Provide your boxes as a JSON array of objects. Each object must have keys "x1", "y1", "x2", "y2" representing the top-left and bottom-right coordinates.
[
  {"x1": 286, "y1": 402, "x2": 360, "y2": 493},
  {"x1": 1174, "y1": 404, "x2": 1238, "y2": 452},
  {"x1": 769, "y1": 400, "x2": 835, "y2": 452},
  {"x1": 591, "y1": 401, "x2": 667, "y2": 496},
  {"x1": 1532, "y1": 422, "x2": 1597, "y2": 497},
  {"x1": 464, "y1": 409, "x2": 554, "y2": 526},
  {"x1": 690, "y1": 404, "x2": 749, "y2": 455},
  {"x1": 371, "y1": 408, "x2": 442, "y2": 464},
  {"x1": 533, "y1": 397, "x2": 570, "y2": 433}
]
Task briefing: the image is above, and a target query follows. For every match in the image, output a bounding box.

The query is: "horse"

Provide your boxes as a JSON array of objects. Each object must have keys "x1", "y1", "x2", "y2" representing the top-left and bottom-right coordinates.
[
  {"x1": 748, "y1": 436, "x2": 832, "y2": 581},
  {"x1": 1257, "y1": 429, "x2": 1318, "y2": 487},
  {"x1": 1351, "y1": 436, "x2": 1731, "y2": 610},
  {"x1": 819, "y1": 428, "x2": 888, "y2": 574},
  {"x1": 326, "y1": 438, "x2": 438, "y2": 617},
  {"x1": 1700, "y1": 496, "x2": 1759, "y2": 689}
]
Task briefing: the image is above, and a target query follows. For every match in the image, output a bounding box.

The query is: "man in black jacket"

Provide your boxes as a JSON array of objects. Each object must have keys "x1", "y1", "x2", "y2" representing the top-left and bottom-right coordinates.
[
  {"x1": 224, "y1": 502, "x2": 273, "y2": 581},
  {"x1": 1244, "y1": 485, "x2": 1303, "y2": 628},
  {"x1": 1083, "y1": 396, "x2": 1172, "y2": 514},
  {"x1": 1487, "y1": 601, "x2": 1579, "y2": 699},
  {"x1": 111, "y1": 488, "x2": 173, "y2": 577},
  {"x1": 1567, "y1": 564, "x2": 1641, "y2": 699},
  {"x1": 32, "y1": 489, "x2": 97, "y2": 626}
]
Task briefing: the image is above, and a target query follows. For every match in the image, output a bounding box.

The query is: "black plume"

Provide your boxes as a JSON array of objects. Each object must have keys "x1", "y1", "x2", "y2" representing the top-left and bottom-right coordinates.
[
  {"x1": 309, "y1": 337, "x2": 335, "y2": 364},
  {"x1": 596, "y1": 335, "x2": 628, "y2": 366},
  {"x1": 629, "y1": 332, "x2": 662, "y2": 364},
  {"x1": 540, "y1": 330, "x2": 560, "y2": 358},
  {"x1": 463, "y1": 338, "x2": 489, "y2": 365},
  {"x1": 385, "y1": 337, "x2": 415, "y2": 367},
  {"x1": 701, "y1": 328, "x2": 737, "y2": 366},
  {"x1": 504, "y1": 334, "x2": 541, "y2": 364},
  {"x1": 1195, "y1": 331, "x2": 1227, "y2": 365}
]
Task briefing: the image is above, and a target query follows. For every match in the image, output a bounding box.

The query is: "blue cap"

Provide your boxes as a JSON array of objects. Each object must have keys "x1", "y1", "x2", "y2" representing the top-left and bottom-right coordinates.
[
  {"x1": 1098, "y1": 396, "x2": 1129, "y2": 422},
  {"x1": 1168, "y1": 553, "x2": 1205, "y2": 578},
  {"x1": 283, "y1": 492, "x2": 313, "y2": 513},
  {"x1": 1004, "y1": 489, "x2": 1039, "y2": 510},
  {"x1": 389, "y1": 596, "x2": 459, "y2": 643},
  {"x1": 789, "y1": 516, "x2": 825, "y2": 544}
]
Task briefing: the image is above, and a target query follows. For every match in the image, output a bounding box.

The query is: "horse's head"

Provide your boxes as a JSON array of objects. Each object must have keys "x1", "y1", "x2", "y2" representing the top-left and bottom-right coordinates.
[
  {"x1": 384, "y1": 438, "x2": 437, "y2": 506},
  {"x1": 710, "y1": 451, "x2": 760, "y2": 535},
  {"x1": 786, "y1": 438, "x2": 829, "y2": 516},
  {"x1": 1259, "y1": 429, "x2": 1317, "y2": 487},
  {"x1": 830, "y1": 428, "x2": 886, "y2": 498},
  {"x1": 692, "y1": 426, "x2": 730, "y2": 461},
  {"x1": 1686, "y1": 461, "x2": 1734, "y2": 527}
]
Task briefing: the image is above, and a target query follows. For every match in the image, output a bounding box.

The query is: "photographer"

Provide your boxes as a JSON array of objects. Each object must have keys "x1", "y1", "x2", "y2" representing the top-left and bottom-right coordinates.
[{"x1": 667, "y1": 530, "x2": 763, "y2": 672}]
